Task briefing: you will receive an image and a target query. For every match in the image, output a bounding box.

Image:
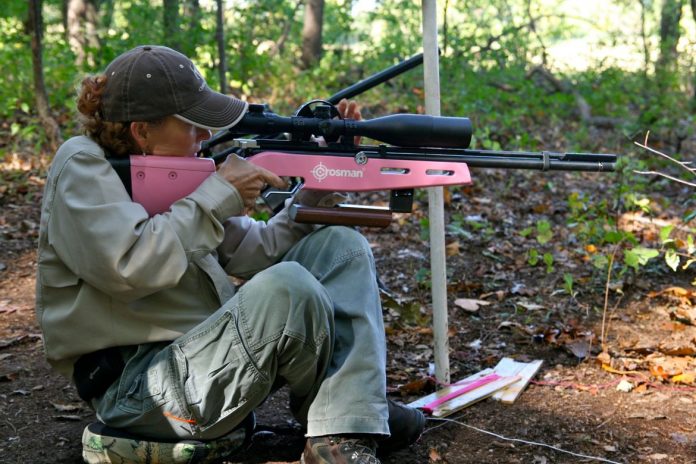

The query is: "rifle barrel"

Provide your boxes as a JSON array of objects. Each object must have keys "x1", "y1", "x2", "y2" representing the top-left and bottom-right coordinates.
[{"x1": 433, "y1": 149, "x2": 617, "y2": 172}]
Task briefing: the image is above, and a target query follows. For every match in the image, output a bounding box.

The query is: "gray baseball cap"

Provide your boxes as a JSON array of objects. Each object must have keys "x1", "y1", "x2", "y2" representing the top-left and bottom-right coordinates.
[{"x1": 101, "y1": 45, "x2": 248, "y2": 131}]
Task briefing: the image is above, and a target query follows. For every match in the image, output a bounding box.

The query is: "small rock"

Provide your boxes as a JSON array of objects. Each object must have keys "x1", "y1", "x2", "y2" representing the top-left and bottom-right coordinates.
[{"x1": 616, "y1": 379, "x2": 634, "y2": 392}]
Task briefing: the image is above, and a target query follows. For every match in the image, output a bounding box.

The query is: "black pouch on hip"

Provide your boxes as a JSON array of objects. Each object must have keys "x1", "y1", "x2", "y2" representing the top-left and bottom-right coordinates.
[{"x1": 73, "y1": 346, "x2": 125, "y2": 402}]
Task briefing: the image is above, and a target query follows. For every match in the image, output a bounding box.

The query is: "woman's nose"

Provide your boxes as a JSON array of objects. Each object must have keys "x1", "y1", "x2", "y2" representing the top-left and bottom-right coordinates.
[{"x1": 198, "y1": 128, "x2": 212, "y2": 141}]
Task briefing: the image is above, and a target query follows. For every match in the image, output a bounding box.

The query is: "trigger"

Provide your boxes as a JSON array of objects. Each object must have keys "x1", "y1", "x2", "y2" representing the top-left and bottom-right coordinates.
[{"x1": 262, "y1": 180, "x2": 303, "y2": 214}]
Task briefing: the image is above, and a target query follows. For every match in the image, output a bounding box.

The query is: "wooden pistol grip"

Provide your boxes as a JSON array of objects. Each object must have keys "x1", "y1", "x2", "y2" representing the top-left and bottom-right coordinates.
[{"x1": 289, "y1": 204, "x2": 393, "y2": 228}]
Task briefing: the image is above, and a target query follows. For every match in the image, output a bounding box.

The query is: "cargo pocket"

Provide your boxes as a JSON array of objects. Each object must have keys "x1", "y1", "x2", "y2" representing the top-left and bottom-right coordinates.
[
  {"x1": 173, "y1": 310, "x2": 270, "y2": 434},
  {"x1": 116, "y1": 347, "x2": 167, "y2": 414},
  {"x1": 37, "y1": 263, "x2": 80, "y2": 321}
]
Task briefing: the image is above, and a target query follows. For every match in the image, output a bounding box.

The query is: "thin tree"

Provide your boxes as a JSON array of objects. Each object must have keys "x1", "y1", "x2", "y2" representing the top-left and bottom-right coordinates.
[
  {"x1": 300, "y1": 0, "x2": 324, "y2": 69},
  {"x1": 182, "y1": 0, "x2": 202, "y2": 56},
  {"x1": 66, "y1": 0, "x2": 100, "y2": 67},
  {"x1": 216, "y1": 0, "x2": 227, "y2": 93},
  {"x1": 163, "y1": 0, "x2": 182, "y2": 51},
  {"x1": 691, "y1": 0, "x2": 696, "y2": 110},
  {"x1": 654, "y1": 0, "x2": 684, "y2": 116},
  {"x1": 28, "y1": 0, "x2": 63, "y2": 151}
]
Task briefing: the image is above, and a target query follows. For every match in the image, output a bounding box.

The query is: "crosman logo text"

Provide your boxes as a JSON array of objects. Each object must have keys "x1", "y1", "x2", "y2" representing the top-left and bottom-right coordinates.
[{"x1": 311, "y1": 162, "x2": 364, "y2": 182}]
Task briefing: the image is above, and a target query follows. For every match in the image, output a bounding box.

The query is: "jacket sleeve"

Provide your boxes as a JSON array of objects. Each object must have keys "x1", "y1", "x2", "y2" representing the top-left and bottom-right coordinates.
[
  {"x1": 217, "y1": 202, "x2": 316, "y2": 279},
  {"x1": 47, "y1": 150, "x2": 244, "y2": 302}
]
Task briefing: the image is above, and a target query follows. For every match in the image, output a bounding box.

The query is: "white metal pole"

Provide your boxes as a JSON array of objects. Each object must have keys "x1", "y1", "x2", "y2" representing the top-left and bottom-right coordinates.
[{"x1": 421, "y1": 0, "x2": 450, "y2": 385}]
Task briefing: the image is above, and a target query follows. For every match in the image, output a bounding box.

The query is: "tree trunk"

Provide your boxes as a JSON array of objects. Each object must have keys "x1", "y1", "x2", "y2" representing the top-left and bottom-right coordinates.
[
  {"x1": 182, "y1": 0, "x2": 201, "y2": 56},
  {"x1": 639, "y1": 0, "x2": 649, "y2": 77},
  {"x1": 300, "y1": 0, "x2": 324, "y2": 69},
  {"x1": 100, "y1": 0, "x2": 115, "y2": 30},
  {"x1": 216, "y1": 0, "x2": 227, "y2": 94},
  {"x1": 67, "y1": 0, "x2": 99, "y2": 67},
  {"x1": 691, "y1": 0, "x2": 696, "y2": 110},
  {"x1": 270, "y1": 0, "x2": 303, "y2": 57},
  {"x1": 61, "y1": 0, "x2": 68, "y2": 40},
  {"x1": 163, "y1": 0, "x2": 181, "y2": 51},
  {"x1": 28, "y1": 0, "x2": 63, "y2": 152},
  {"x1": 657, "y1": 0, "x2": 683, "y2": 71}
]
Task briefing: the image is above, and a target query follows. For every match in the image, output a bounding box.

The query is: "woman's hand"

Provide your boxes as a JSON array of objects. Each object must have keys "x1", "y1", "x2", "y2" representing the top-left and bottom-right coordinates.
[
  {"x1": 296, "y1": 99, "x2": 361, "y2": 208},
  {"x1": 217, "y1": 155, "x2": 287, "y2": 210},
  {"x1": 337, "y1": 99, "x2": 362, "y2": 145}
]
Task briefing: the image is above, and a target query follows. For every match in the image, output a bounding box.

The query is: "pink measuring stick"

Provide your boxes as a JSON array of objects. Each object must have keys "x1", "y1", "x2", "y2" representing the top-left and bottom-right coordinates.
[{"x1": 421, "y1": 373, "x2": 502, "y2": 414}]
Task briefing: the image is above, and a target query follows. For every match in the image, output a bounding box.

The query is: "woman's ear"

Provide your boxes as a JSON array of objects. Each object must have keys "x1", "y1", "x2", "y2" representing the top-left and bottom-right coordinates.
[{"x1": 129, "y1": 122, "x2": 149, "y2": 153}]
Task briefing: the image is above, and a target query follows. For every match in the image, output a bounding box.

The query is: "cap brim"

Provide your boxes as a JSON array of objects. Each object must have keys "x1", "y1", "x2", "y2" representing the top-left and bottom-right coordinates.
[{"x1": 175, "y1": 91, "x2": 248, "y2": 131}]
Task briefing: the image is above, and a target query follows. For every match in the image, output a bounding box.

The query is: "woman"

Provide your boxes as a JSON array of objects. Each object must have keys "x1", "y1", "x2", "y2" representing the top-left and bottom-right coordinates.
[{"x1": 36, "y1": 45, "x2": 423, "y2": 464}]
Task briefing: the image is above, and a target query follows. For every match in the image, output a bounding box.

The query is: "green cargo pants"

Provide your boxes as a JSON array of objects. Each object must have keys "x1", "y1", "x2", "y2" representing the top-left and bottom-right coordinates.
[{"x1": 91, "y1": 226, "x2": 389, "y2": 440}]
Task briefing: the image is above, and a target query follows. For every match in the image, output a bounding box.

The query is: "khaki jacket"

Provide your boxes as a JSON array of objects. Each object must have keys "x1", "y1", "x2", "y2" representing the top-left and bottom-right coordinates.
[{"x1": 36, "y1": 136, "x2": 313, "y2": 378}]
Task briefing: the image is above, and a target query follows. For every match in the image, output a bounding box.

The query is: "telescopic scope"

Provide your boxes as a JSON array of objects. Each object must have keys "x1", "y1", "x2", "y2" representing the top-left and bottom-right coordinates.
[{"x1": 230, "y1": 104, "x2": 473, "y2": 149}]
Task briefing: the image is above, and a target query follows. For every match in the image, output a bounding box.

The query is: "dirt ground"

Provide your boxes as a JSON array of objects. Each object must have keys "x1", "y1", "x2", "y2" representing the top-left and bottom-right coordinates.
[{"x1": 2, "y1": 158, "x2": 696, "y2": 464}]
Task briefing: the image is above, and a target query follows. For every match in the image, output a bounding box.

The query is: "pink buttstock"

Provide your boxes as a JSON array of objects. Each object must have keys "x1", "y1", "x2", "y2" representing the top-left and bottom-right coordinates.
[{"x1": 129, "y1": 155, "x2": 215, "y2": 216}]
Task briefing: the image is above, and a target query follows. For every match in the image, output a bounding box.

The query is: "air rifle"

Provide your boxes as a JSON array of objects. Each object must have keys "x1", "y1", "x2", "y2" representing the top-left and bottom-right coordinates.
[
  {"x1": 109, "y1": 53, "x2": 617, "y2": 226},
  {"x1": 197, "y1": 103, "x2": 615, "y2": 227}
]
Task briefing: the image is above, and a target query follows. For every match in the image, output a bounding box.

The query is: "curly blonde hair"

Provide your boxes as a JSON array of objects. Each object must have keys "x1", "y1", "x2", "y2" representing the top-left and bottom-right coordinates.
[{"x1": 76, "y1": 75, "x2": 139, "y2": 158}]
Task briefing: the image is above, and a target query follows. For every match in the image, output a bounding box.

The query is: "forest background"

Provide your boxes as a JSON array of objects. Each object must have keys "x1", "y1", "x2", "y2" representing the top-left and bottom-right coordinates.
[
  {"x1": 4, "y1": 0, "x2": 696, "y2": 279},
  {"x1": 3, "y1": 1, "x2": 696, "y2": 462}
]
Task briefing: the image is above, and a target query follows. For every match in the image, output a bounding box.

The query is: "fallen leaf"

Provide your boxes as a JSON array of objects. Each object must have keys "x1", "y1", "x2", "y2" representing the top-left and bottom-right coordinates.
[
  {"x1": 650, "y1": 364, "x2": 670, "y2": 380},
  {"x1": 480, "y1": 290, "x2": 506, "y2": 301},
  {"x1": 454, "y1": 298, "x2": 491, "y2": 313},
  {"x1": 0, "y1": 372, "x2": 19, "y2": 382},
  {"x1": 596, "y1": 351, "x2": 611, "y2": 366},
  {"x1": 429, "y1": 448, "x2": 442, "y2": 462},
  {"x1": 648, "y1": 286, "x2": 696, "y2": 301},
  {"x1": 516, "y1": 301, "x2": 545, "y2": 311},
  {"x1": 672, "y1": 372, "x2": 696, "y2": 385},
  {"x1": 445, "y1": 241, "x2": 460, "y2": 256},
  {"x1": 51, "y1": 402, "x2": 84, "y2": 412},
  {"x1": 565, "y1": 339, "x2": 592, "y2": 359},
  {"x1": 634, "y1": 383, "x2": 648, "y2": 393},
  {"x1": 400, "y1": 377, "x2": 436, "y2": 395}
]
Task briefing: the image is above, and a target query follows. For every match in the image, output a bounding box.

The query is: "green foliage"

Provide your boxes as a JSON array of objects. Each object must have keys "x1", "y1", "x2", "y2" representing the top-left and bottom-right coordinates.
[
  {"x1": 1, "y1": 0, "x2": 691, "y2": 147},
  {"x1": 563, "y1": 273, "x2": 577, "y2": 297},
  {"x1": 2, "y1": 0, "x2": 695, "y2": 271},
  {"x1": 419, "y1": 217, "x2": 430, "y2": 241},
  {"x1": 624, "y1": 247, "x2": 660, "y2": 271},
  {"x1": 415, "y1": 266, "x2": 432, "y2": 289},
  {"x1": 535, "y1": 220, "x2": 553, "y2": 245},
  {"x1": 543, "y1": 252, "x2": 554, "y2": 273}
]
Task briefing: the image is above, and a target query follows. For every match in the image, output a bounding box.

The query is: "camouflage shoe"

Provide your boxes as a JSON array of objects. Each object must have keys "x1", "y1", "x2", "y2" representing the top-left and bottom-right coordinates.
[
  {"x1": 301, "y1": 436, "x2": 380, "y2": 464},
  {"x1": 82, "y1": 414, "x2": 254, "y2": 464}
]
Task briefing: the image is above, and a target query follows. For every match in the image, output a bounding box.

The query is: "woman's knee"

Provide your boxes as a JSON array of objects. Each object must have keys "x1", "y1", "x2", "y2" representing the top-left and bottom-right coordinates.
[
  {"x1": 314, "y1": 226, "x2": 373, "y2": 258},
  {"x1": 245, "y1": 262, "x2": 333, "y2": 320}
]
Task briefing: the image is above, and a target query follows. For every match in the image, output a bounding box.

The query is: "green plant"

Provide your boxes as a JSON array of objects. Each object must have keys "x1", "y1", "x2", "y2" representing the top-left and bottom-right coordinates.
[
  {"x1": 563, "y1": 272, "x2": 577, "y2": 298},
  {"x1": 543, "y1": 252, "x2": 554, "y2": 273},
  {"x1": 414, "y1": 267, "x2": 431, "y2": 289}
]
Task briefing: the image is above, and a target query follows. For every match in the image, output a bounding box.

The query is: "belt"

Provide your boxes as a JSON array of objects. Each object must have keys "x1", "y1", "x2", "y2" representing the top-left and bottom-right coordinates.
[{"x1": 73, "y1": 346, "x2": 126, "y2": 402}]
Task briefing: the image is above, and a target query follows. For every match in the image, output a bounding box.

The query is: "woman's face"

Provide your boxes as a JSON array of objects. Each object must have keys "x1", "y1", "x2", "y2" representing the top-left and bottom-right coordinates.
[{"x1": 142, "y1": 116, "x2": 212, "y2": 157}]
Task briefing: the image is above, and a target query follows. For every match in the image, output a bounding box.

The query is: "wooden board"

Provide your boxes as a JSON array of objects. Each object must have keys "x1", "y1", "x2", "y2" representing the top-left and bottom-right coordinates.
[
  {"x1": 407, "y1": 370, "x2": 520, "y2": 417},
  {"x1": 491, "y1": 358, "x2": 543, "y2": 404}
]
